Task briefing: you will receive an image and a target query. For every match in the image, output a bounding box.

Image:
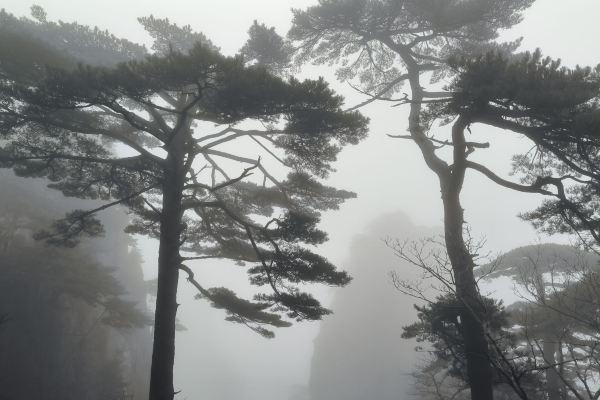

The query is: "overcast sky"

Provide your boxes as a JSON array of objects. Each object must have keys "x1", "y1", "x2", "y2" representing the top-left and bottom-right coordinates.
[{"x1": 3, "y1": 1, "x2": 600, "y2": 398}]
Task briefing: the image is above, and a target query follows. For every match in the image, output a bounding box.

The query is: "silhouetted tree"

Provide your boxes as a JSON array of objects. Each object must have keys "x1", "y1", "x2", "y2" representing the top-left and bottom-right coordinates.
[
  {"x1": 402, "y1": 295, "x2": 540, "y2": 400},
  {"x1": 414, "y1": 49, "x2": 600, "y2": 395},
  {"x1": 287, "y1": 2, "x2": 534, "y2": 399},
  {"x1": 241, "y1": 20, "x2": 294, "y2": 76},
  {"x1": 445, "y1": 51, "x2": 600, "y2": 252},
  {"x1": 0, "y1": 9, "x2": 368, "y2": 400}
]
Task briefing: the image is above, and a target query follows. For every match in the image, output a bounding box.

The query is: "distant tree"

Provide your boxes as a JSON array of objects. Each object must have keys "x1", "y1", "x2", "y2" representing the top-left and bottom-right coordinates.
[
  {"x1": 0, "y1": 9, "x2": 368, "y2": 400},
  {"x1": 483, "y1": 244, "x2": 600, "y2": 400},
  {"x1": 412, "y1": 243, "x2": 600, "y2": 400},
  {"x1": 241, "y1": 20, "x2": 294, "y2": 76},
  {"x1": 478, "y1": 245, "x2": 585, "y2": 400},
  {"x1": 286, "y1": 2, "x2": 534, "y2": 399},
  {"x1": 0, "y1": 6, "x2": 145, "y2": 67},
  {"x1": 0, "y1": 173, "x2": 149, "y2": 400}
]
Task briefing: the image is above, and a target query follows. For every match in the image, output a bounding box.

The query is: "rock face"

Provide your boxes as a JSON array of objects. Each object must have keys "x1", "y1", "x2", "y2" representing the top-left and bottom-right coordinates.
[{"x1": 309, "y1": 212, "x2": 440, "y2": 400}]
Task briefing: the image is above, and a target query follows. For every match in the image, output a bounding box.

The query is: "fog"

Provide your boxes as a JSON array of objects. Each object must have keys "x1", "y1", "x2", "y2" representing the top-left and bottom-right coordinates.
[{"x1": 2, "y1": 1, "x2": 600, "y2": 399}]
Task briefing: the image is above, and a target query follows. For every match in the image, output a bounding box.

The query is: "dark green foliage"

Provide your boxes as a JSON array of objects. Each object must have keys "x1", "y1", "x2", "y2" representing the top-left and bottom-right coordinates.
[
  {"x1": 0, "y1": 14, "x2": 368, "y2": 337},
  {"x1": 272, "y1": 211, "x2": 328, "y2": 244},
  {"x1": 3, "y1": 44, "x2": 366, "y2": 176},
  {"x1": 196, "y1": 287, "x2": 291, "y2": 338},
  {"x1": 33, "y1": 209, "x2": 106, "y2": 247},
  {"x1": 403, "y1": 295, "x2": 513, "y2": 381},
  {"x1": 289, "y1": 0, "x2": 533, "y2": 97},
  {"x1": 138, "y1": 14, "x2": 217, "y2": 54},
  {"x1": 448, "y1": 49, "x2": 600, "y2": 127},
  {"x1": 0, "y1": 7, "x2": 145, "y2": 67},
  {"x1": 445, "y1": 50, "x2": 600, "y2": 248},
  {"x1": 240, "y1": 20, "x2": 293, "y2": 75},
  {"x1": 248, "y1": 246, "x2": 351, "y2": 285},
  {"x1": 403, "y1": 294, "x2": 548, "y2": 399},
  {"x1": 257, "y1": 291, "x2": 330, "y2": 321}
]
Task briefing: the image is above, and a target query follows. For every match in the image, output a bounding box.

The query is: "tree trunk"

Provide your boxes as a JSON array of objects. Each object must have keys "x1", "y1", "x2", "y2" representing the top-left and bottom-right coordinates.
[
  {"x1": 543, "y1": 339, "x2": 562, "y2": 400},
  {"x1": 442, "y1": 187, "x2": 495, "y2": 400},
  {"x1": 398, "y1": 51, "x2": 495, "y2": 399},
  {"x1": 542, "y1": 335, "x2": 563, "y2": 400},
  {"x1": 535, "y1": 281, "x2": 562, "y2": 400},
  {"x1": 149, "y1": 129, "x2": 187, "y2": 400}
]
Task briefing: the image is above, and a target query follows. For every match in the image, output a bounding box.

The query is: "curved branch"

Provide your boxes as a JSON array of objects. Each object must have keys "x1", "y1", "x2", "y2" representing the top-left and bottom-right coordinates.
[
  {"x1": 465, "y1": 160, "x2": 556, "y2": 195},
  {"x1": 183, "y1": 159, "x2": 260, "y2": 192},
  {"x1": 344, "y1": 73, "x2": 410, "y2": 112}
]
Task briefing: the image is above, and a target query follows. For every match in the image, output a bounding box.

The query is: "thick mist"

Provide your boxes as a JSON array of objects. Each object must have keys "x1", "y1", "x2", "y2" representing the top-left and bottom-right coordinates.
[
  {"x1": 310, "y1": 212, "x2": 439, "y2": 400},
  {"x1": 0, "y1": 170, "x2": 152, "y2": 399},
  {"x1": 2, "y1": 1, "x2": 600, "y2": 400}
]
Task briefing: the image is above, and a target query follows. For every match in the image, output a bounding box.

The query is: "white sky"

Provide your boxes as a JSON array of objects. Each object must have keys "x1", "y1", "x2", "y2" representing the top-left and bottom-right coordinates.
[{"x1": 2, "y1": 1, "x2": 600, "y2": 398}]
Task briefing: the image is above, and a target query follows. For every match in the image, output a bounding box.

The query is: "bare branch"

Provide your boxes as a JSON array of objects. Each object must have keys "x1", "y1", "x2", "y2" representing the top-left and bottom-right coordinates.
[{"x1": 344, "y1": 74, "x2": 410, "y2": 111}]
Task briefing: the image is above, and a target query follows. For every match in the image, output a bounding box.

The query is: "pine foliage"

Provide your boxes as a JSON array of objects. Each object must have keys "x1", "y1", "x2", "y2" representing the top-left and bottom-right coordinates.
[{"x1": 0, "y1": 12, "x2": 368, "y2": 336}]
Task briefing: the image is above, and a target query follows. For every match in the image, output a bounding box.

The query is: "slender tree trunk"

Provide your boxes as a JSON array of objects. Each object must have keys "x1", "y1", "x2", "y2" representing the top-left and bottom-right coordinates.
[
  {"x1": 557, "y1": 342, "x2": 566, "y2": 397},
  {"x1": 393, "y1": 46, "x2": 495, "y2": 399},
  {"x1": 543, "y1": 339, "x2": 562, "y2": 400},
  {"x1": 535, "y1": 281, "x2": 562, "y2": 400},
  {"x1": 442, "y1": 185, "x2": 495, "y2": 400},
  {"x1": 149, "y1": 127, "x2": 187, "y2": 400},
  {"x1": 437, "y1": 117, "x2": 495, "y2": 400}
]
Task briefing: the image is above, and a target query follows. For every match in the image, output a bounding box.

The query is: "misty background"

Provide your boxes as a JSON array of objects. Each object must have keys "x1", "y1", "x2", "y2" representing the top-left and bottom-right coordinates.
[{"x1": 2, "y1": 1, "x2": 600, "y2": 399}]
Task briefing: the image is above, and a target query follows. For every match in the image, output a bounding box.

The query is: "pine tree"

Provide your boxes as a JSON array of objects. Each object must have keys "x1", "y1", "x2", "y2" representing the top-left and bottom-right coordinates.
[
  {"x1": 0, "y1": 10, "x2": 368, "y2": 400},
  {"x1": 445, "y1": 50, "x2": 600, "y2": 250},
  {"x1": 287, "y1": 2, "x2": 534, "y2": 399}
]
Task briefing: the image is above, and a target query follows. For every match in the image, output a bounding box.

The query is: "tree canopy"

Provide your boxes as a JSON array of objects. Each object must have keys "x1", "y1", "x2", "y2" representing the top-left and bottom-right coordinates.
[
  {"x1": 0, "y1": 7, "x2": 367, "y2": 335},
  {"x1": 0, "y1": 8, "x2": 368, "y2": 400},
  {"x1": 443, "y1": 50, "x2": 600, "y2": 249},
  {"x1": 287, "y1": 2, "x2": 535, "y2": 399}
]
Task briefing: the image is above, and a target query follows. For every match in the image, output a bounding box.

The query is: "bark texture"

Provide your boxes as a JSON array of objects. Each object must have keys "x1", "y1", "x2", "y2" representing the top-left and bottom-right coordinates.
[
  {"x1": 400, "y1": 51, "x2": 495, "y2": 399},
  {"x1": 149, "y1": 123, "x2": 187, "y2": 400}
]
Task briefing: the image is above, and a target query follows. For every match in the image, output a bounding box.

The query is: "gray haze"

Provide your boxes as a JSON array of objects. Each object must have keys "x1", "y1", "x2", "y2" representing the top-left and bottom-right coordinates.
[
  {"x1": 310, "y1": 212, "x2": 439, "y2": 400},
  {"x1": 2, "y1": 1, "x2": 600, "y2": 399},
  {"x1": 0, "y1": 170, "x2": 152, "y2": 399}
]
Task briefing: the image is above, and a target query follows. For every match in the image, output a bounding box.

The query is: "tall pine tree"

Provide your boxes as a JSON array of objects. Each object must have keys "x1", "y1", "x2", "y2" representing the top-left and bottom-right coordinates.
[
  {"x1": 0, "y1": 10, "x2": 368, "y2": 400},
  {"x1": 287, "y1": 2, "x2": 534, "y2": 399}
]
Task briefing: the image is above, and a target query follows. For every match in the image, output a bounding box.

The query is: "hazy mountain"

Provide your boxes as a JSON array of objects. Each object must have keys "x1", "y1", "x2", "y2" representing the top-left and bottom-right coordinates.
[{"x1": 309, "y1": 212, "x2": 441, "y2": 400}]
